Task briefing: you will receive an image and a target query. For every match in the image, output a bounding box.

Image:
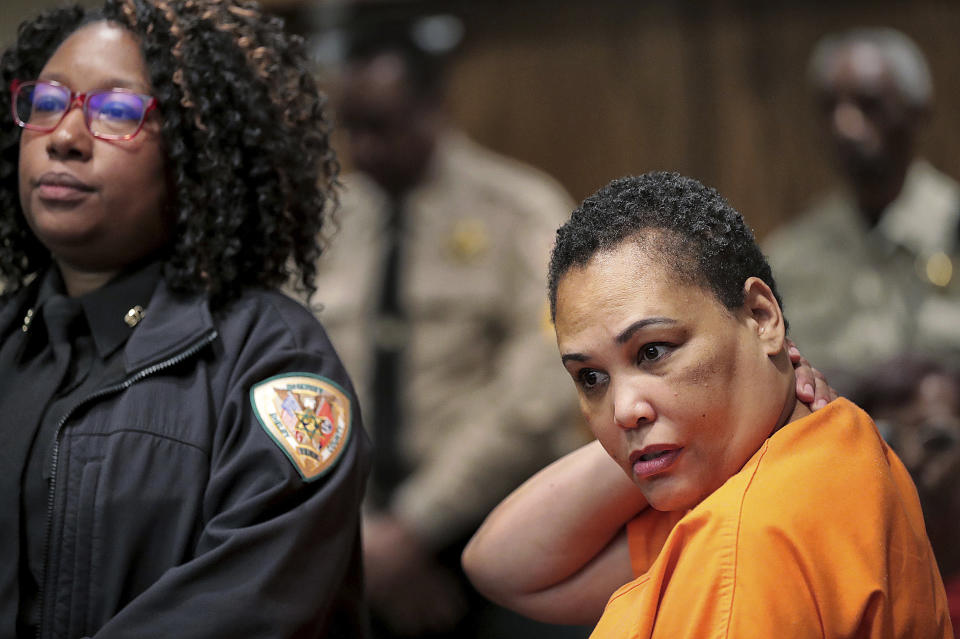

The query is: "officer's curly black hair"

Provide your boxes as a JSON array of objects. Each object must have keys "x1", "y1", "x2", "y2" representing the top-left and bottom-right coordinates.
[
  {"x1": 547, "y1": 172, "x2": 786, "y2": 324},
  {"x1": 0, "y1": 0, "x2": 337, "y2": 305}
]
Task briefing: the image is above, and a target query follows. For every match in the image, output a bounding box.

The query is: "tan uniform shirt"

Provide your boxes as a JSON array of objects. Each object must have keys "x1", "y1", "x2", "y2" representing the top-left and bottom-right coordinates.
[
  {"x1": 313, "y1": 132, "x2": 584, "y2": 548},
  {"x1": 764, "y1": 160, "x2": 960, "y2": 377}
]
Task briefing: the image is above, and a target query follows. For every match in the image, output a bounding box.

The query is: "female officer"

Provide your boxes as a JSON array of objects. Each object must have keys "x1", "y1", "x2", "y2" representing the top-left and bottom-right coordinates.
[
  {"x1": 463, "y1": 173, "x2": 952, "y2": 637},
  {"x1": 0, "y1": 1, "x2": 370, "y2": 637}
]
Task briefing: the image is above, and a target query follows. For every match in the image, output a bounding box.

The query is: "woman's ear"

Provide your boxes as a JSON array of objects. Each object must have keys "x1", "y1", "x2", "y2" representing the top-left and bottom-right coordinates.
[{"x1": 741, "y1": 277, "x2": 786, "y2": 356}]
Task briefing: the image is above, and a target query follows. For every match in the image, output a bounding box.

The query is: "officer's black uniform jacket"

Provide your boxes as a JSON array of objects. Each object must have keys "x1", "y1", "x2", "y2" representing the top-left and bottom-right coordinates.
[{"x1": 0, "y1": 276, "x2": 372, "y2": 639}]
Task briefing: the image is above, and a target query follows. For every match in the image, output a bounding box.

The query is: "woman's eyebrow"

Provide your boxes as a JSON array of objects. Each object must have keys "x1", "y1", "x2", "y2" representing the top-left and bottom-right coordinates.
[
  {"x1": 615, "y1": 317, "x2": 677, "y2": 344},
  {"x1": 561, "y1": 353, "x2": 588, "y2": 364}
]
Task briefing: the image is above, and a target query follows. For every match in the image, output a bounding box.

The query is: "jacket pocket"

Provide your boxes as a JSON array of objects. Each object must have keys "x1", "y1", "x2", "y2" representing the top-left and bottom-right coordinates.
[{"x1": 67, "y1": 459, "x2": 102, "y2": 637}]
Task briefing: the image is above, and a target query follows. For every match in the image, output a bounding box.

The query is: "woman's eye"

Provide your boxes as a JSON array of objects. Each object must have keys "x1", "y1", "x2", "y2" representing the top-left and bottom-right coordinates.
[
  {"x1": 34, "y1": 96, "x2": 66, "y2": 113},
  {"x1": 577, "y1": 369, "x2": 607, "y2": 390},
  {"x1": 98, "y1": 101, "x2": 140, "y2": 122},
  {"x1": 638, "y1": 343, "x2": 669, "y2": 363}
]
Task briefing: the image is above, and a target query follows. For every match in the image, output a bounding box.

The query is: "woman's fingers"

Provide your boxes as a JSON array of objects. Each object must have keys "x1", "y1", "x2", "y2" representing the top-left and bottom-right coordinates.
[
  {"x1": 787, "y1": 339, "x2": 836, "y2": 408},
  {"x1": 788, "y1": 340, "x2": 817, "y2": 404}
]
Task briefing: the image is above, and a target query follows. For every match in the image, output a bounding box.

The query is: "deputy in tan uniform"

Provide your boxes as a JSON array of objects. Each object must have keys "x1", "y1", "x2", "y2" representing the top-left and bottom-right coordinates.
[
  {"x1": 764, "y1": 27, "x2": 960, "y2": 384},
  {"x1": 313, "y1": 18, "x2": 586, "y2": 639}
]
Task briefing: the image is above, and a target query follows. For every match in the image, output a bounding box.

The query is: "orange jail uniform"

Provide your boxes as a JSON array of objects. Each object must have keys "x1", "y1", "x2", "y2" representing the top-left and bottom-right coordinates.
[{"x1": 591, "y1": 398, "x2": 953, "y2": 638}]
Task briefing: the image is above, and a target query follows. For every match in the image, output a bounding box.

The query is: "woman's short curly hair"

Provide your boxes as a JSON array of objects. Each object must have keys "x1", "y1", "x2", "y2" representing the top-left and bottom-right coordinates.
[
  {"x1": 547, "y1": 172, "x2": 786, "y2": 323},
  {"x1": 0, "y1": 0, "x2": 338, "y2": 304}
]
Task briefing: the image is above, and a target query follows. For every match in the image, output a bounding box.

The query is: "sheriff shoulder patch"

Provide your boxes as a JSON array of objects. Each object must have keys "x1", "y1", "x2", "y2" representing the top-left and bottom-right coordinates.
[{"x1": 251, "y1": 373, "x2": 353, "y2": 482}]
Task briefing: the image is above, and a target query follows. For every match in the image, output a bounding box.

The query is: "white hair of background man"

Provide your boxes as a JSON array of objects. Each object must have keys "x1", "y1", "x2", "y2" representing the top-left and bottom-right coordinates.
[{"x1": 808, "y1": 27, "x2": 933, "y2": 108}]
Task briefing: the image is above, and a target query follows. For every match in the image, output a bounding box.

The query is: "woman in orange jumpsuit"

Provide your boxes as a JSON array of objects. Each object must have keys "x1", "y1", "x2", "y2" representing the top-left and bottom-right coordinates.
[{"x1": 463, "y1": 172, "x2": 952, "y2": 638}]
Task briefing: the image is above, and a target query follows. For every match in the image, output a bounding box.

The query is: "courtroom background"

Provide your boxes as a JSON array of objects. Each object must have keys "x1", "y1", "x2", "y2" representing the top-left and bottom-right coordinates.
[{"x1": 4, "y1": 0, "x2": 958, "y2": 239}]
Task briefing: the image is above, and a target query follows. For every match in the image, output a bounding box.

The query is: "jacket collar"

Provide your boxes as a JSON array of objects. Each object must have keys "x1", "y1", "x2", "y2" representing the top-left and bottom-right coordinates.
[
  {"x1": 79, "y1": 262, "x2": 162, "y2": 359},
  {"x1": 1, "y1": 270, "x2": 216, "y2": 375},
  {"x1": 123, "y1": 276, "x2": 216, "y2": 373},
  {"x1": 21, "y1": 263, "x2": 162, "y2": 360}
]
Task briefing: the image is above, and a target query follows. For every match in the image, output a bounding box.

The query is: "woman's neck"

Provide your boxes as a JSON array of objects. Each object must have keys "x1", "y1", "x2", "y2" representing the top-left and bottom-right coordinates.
[
  {"x1": 785, "y1": 393, "x2": 813, "y2": 424},
  {"x1": 779, "y1": 373, "x2": 813, "y2": 432},
  {"x1": 55, "y1": 260, "x2": 119, "y2": 298},
  {"x1": 768, "y1": 365, "x2": 814, "y2": 439}
]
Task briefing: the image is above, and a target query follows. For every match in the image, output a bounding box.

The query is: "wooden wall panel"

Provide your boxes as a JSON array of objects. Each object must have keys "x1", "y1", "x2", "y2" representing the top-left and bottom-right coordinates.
[{"x1": 443, "y1": 1, "x2": 960, "y2": 239}]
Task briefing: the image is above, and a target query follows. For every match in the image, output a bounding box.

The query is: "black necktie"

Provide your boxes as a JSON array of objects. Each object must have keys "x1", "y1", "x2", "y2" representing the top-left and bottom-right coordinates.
[
  {"x1": 369, "y1": 199, "x2": 409, "y2": 508},
  {"x1": 42, "y1": 294, "x2": 83, "y2": 393}
]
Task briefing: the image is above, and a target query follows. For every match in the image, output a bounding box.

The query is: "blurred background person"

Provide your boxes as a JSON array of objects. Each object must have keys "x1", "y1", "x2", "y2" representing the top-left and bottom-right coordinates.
[
  {"x1": 850, "y1": 357, "x2": 960, "y2": 637},
  {"x1": 310, "y1": 13, "x2": 588, "y2": 639},
  {"x1": 764, "y1": 27, "x2": 960, "y2": 389}
]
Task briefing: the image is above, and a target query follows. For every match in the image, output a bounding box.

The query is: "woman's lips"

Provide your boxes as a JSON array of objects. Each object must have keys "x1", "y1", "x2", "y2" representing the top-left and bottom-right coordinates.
[
  {"x1": 35, "y1": 173, "x2": 95, "y2": 203},
  {"x1": 37, "y1": 184, "x2": 94, "y2": 202},
  {"x1": 631, "y1": 447, "x2": 683, "y2": 479}
]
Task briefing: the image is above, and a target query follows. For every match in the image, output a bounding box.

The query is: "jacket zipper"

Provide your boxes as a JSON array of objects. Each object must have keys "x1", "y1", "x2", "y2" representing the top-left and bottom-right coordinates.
[{"x1": 35, "y1": 328, "x2": 218, "y2": 639}]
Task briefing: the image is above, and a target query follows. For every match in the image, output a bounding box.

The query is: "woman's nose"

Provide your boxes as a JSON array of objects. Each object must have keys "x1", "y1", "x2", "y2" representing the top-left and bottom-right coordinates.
[
  {"x1": 46, "y1": 106, "x2": 93, "y2": 161},
  {"x1": 612, "y1": 379, "x2": 656, "y2": 430}
]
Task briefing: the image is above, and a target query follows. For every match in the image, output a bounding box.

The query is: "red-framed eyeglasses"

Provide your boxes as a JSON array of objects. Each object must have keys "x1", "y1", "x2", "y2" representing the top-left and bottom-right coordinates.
[{"x1": 11, "y1": 79, "x2": 158, "y2": 141}]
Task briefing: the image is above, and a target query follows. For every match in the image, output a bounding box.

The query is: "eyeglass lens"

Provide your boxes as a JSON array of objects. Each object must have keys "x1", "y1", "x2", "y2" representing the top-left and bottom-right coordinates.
[{"x1": 15, "y1": 81, "x2": 148, "y2": 138}]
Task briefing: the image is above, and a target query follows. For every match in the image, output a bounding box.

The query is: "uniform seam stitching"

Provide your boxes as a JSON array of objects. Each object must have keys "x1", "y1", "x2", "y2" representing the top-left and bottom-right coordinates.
[
  {"x1": 604, "y1": 574, "x2": 651, "y2": 609},
  {"x1": 70, "y1": 428, "x2": 210, "y2": 454},
  {"x1": 723, "y1": 440, "x2": 770, "y2": 639},
  {"x1": 261, "y1": 295, "x2": 306, "y2": 351}
]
